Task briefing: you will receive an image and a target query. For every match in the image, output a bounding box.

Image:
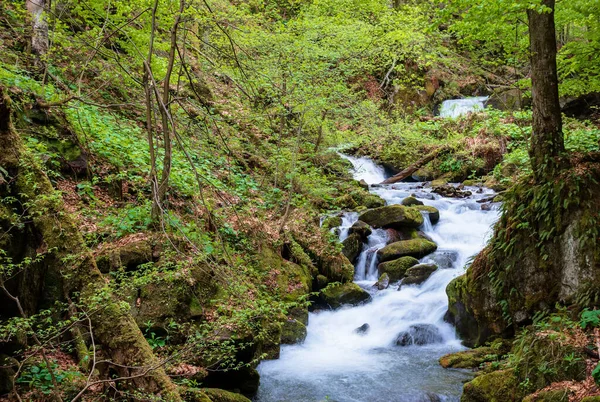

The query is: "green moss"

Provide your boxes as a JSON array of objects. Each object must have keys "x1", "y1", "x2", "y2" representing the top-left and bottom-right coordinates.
[
  {"x1": 202, "y1": 388, "x2": 251, "y2": 402},
  {"x1": 439, "y1": 347, "x2": 497, "y2": 369},
  {"x1": 378, "y1": 256, "x2": 419, "y2": 282},
  {"x1": 322, "y1": 215, "x2": 343, "y2": 230},
  {"x1": 358, "y1": 205, "x2": 424, "y2": 229},
  {"x1": 523, "y1": 389, "x2": 572, "y2": 402},
  {"x1": 377, "y1": 239, "x2": 437, "y2": 262},
  {"x1": 461, "y1": 369, "x2": 522, "y2": 402},
  {"x1": 342, "y1": 233, "x2": 363, "y2": 263},
  {"x1": 320, "y1": 282, "x2": 371, "y2": 309},
  {"x1": 413, "y1": 205, "x2": 440, "y2": 224}
]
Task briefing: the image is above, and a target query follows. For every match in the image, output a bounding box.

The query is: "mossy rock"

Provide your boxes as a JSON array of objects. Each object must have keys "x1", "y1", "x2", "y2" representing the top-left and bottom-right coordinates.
[
  {"x1": 342, "y1": 233, "x2": 363, "y2": 263},
  {"x1": 316, "y1": 274, "x2": 329, "y2": 290},
  {"x1": 333, "y1": 194, "x2": 358, "y2": 209},
  {"x1": 348, "y1": 220, "x2": 372, "y2": 241},
  {"x1": 461, "y1": 369, "x2": 522, "y2": 402},
  {"x1": 377, "y1": 239, "x2": 437, "y2": 263},
  {"x1": 401, "y1": 196, "x2": 424, "y2": 206},
  {"x1": 322, "y1": 215, "x2": 343, "y2": 230},
  {"x1": 414, "y1": 205, "x2": 440, "y2": 224},
  {"x1": 281, "y1": 307, "x2": 308, "y2": 344},
  {"x1": 351, "y1": 190, "x2": 385, "y2": 209},
  {"x1": 439, "y1": 347, "x2": 497, "y2": 369},
  {"x1": 202, "y1": 367, "x2": 260, "y2": 398},
  {"x1": 203, "y1": 388, "x2": 253, "y2": 402},
  {"x1": 377, "y1": 272, "x2": 390, "y2": 290},
  {"x1": 378, "y1": 256, "x2": 419, "y2": 282},
  {"x1": 319, "y1": 253, "x2": 355, "y2": 283},
  {"x1": 358, "y1": 205, "x2": 424, "y2": 230},
  {"x1": 320, "y1": 283, "x2": 371, "y2": 309},
  {"x1": 402, "y1": 263, "x2": 438, "y2": 286},
  {"x1": 96, "y1": 238, "x2": 155, "y2": 273},
  {"x1": 581, "y1": 397, "x2": 600, "y2": 402},
  {"x1": 523, "y1": 389, "x2": 572, "y2": 402}
]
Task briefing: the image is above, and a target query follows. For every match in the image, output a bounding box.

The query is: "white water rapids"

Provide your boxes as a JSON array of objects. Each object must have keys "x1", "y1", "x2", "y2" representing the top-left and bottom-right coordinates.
[
  {"x1": 439, "y1": 97, "x2": 488, "y2": 118},
  {"x1": 256, "y1": 156, "x2": 500, "y2": 402}
]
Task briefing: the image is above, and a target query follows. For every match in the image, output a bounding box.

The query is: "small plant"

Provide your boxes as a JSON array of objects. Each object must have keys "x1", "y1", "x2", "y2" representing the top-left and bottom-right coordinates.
[
  {"x1": 580, "y1": 309, "x2": 600, "y2": 329},
  {"x1": 16, "y1": 363, "x2": 81, "y2": 395}
]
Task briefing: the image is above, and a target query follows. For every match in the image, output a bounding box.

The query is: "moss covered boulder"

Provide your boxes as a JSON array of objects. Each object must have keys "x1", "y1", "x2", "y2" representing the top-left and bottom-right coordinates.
[
  {"x1": 348, "y1": 220, "x2": 372, "y2": 241},
  {"x1": 203, "y1": 389, "x2": 252, "y2": 402},
  {"x1": 378, "y1": 256, "x2": 419, "y2": 282},
  {"x1": 281, "y1": 307, "x2": 308, "y2": 344},
  {"x1": 523, "y1": 389, "x2": 572, "y2": 402},
  {"x1": 401, "y1": 263, "x2": 438, "y2": 286},
  {"x1": 96, "y1": 237, "x2": 156, "y2": 273},
  {"x1": 439, "y1": 347, "x2": 498, "y2": 369},
  {"x1": 358, "y1": 205, "x2": 424, "y2": 230},
  {"x1": 377, "y1": 239, "x2": 437, "y2": 263},
  {"x1": 461, "y1": 369, "x2": 522, "y2": 402},
  {"x1": 322, "y1": 215, "x2": 343, "y2": 230},
  {"x1": 401, "y1": 196, "x2": 424, "y2": 206},
  {"x1": 320, "y1": 283, "x2": 372, "y2": 309},
  {"x1": 342, "y1": 233, "x2": 363, "y2": 263},
  {"x1": 414, "y1": 205, "x2": 440, "y2": 224},
  {"x1": 376, "y1": 273, "x2": 390, "y2": 290}
]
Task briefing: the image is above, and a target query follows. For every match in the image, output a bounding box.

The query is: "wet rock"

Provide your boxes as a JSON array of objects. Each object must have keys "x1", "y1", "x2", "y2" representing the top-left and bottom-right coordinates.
[
  {"x1": 401, "y1": 196, "x2": 424, "y2": 206},
  {"x1": 348, "y1": 220, "x2": 372, "y2": 241},
  {"x1": 376, "y1": 273, "x2": 390, "y2": 290},
  {"x1": 377, "y1": 239, "x2": 437, "y2": 263},
  {"x1": 481, "y1": 203, "x2": 492, "y2": 211},
  {"x1": 342, "y1": 233, "x2": 363, "y2": 264},
  {"x1": 413, "y1": 205, "x2": 440, "y2": 224},
  {"x1": 401, "y1": 263, "x2": 438, "y2": 286},
  {"x1": 427, "y1": 250, "x2": 459, "y2": 269},
  {"x1": 281, "y1": 308, "x2": 308, "y2": 344},
  {"x1": 358, "y1": 205, "x2": 424, "y2": 230},
  {"x1": 358, "y1": 179, "x2": 369, "y2": 190},
  {"x1": 432, "y1": 185, "x2": 472, "y2": 199},
  {"x1": 354, "y1": 323, "x2": 370, "y2": 335},
  {"x1": 395, "y1": 324, "x2": 443, "y2": 346},
  {"x1": 378, "y1": 256, "x2": 420, "y2": 282},
  {"x1": 439, "y1": 346, "x2": 498, "y2": 369},
  {"x1": 320, "y1": 283, "x2": 372, "y2": 309}
]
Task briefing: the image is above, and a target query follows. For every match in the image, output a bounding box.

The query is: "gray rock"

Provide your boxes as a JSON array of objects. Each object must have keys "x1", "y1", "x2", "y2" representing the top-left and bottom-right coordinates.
[
  {"x1": 401, "y1": 263, "x2": 438, "y2": 286},
  {"x1": 354, "y1": 323, "x2": 370, "y2": 335},
  {"x1": 395, "y1": 324, "x2": 443, "y2": 346}
]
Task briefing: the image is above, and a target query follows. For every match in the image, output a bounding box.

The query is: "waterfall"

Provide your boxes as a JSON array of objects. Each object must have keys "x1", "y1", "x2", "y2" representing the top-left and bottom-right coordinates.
[
  {"x1": 338, "y1": 153, "x2": 386, "y2": 184},
  {"x1": 257, "y1": 157, "x2": 500, "y2": 402},
  {"x1": 439, "y1": 96, "x2": 489, "y2": 118}
]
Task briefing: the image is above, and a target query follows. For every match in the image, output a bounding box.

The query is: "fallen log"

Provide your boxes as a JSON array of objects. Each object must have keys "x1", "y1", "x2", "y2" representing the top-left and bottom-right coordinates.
[{"x1": 381, "y1": 146, "x2": 452, "y2": 184}]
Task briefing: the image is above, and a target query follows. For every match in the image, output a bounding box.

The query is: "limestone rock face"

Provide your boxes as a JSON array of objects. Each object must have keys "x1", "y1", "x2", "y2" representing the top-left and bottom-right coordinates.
[
  {"x1": 377, "y1": 239, "x2": 437, "y2": 262},
  {"x1": 358, "y1": 205, "x2": 424, "y2": 229}
]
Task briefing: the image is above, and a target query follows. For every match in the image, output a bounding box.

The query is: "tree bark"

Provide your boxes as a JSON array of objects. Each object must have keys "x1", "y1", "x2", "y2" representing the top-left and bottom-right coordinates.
[
  {"x1": 527, "y1": 0, "x2": 565, "y2": 181},
  {"x1": 0, "y1": 87, "x2": 181, "y2": 401}
]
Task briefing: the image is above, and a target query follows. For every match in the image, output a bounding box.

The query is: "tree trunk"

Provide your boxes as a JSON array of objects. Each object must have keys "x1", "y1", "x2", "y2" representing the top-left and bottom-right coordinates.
[
  {"x1": 26, "y1": 0, "x2": 48, "y2": 61},
  {"x1": 527, "y1": 0, "x2": 565, "y2": 181},
  {"x1": 0, "y1": 87, "x2": 181, "y2": 401}
]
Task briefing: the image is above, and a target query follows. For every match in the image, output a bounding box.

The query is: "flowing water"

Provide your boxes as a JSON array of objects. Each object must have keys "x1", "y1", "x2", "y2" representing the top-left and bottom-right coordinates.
[
  {"x1": 439, "y1": 97, "x2": 489, "y2": 118},
  {"x1": 256, "y1": 155, "x2": 500, "y2": 402}
]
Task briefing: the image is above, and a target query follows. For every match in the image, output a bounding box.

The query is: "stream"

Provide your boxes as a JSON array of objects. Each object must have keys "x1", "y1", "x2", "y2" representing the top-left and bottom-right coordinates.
[{"x1": 256, "y1": 101, "x2": 498, "y2": 402}]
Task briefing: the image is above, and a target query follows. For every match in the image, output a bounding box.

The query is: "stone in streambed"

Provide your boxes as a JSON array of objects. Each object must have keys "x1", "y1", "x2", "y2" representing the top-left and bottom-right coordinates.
[
  {"x1": 401, "y1": 196, "x2": 424, "y2": 206},
  {"x1": 348, "y1": 220, "x2": 372, "y2": 240},
  {"x1": 320, "y1": 283, "x2": 371, "y2": 309},
  {"x1": 395, "y1": 324, "x2": 443, "y2": 346},
  {"x1": 414, "y1": 205, "x2": 440, "y2": 224},
  {"x1": 376, "y1": 273, "x2": 390, "y2": 290},
  {"x1": 377, "y1": 239, "x2": 437, "y2": 263},
  {"x1": 342, "y1": 233, "x2": 363, "y2": 263},
  {"x1": 354, "y1": 323, "x2": 370, "y2": 335},
  {"x1": 401, "y1": 263, "x2": 438, "y2": 286},
  {"x1": 358, "y1": 205, "x2": 424, "y2": 230},
  {"x1": 427, "y1": 250, "x2": 459, "y2": 269},
  {"x1": 378, "y1": 256, "x2": 419, "y2": 282},
  {"x1": 439, "y1": 346, "x2": 498, "y2": 369}
]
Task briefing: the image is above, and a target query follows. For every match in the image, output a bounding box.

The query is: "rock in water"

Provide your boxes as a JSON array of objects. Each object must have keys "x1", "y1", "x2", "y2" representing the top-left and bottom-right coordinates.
[
  {"x1": 432, "y1": 185, "x2": 472, "y2": 198},
  {"x1": 354, "y1": 323, "x2": 370, "y2": 335},
  {"x1": 401, "y1": 196, "x2": 424, "y2": 206},
  {"x1": 377, "y1": 239, "x2": 437, "y2": 262},
  {"x1": 358, "y1": 205, "x2": 424, "y2": 229},
  {"x1": 401, "y1": 263, "x2": 438, "y2": 286},
  {"x1": 320, "y1": 283, "x2": 372, "y2": 309},
  {"x1": 376, "y1": 273, "x2": 390, "y2": 290},
  {"x1": 427, "y1": 250, "x2": 458, "y2": 269},
  {"x1": 395, "y1": 324, "x2": 443, "y2": 346},
  {"x1": 413, "y1": 205, "x2": 440, "y2": 224},
  {"x1": 348, "y1": 220, "x2": 372, "y2": 240},
  {"x1": 358, "y1": 179, "x2": 369, "y2": 190},
  {"x1": 378, "y1": 256, "x2": 419, "y2": 282}
]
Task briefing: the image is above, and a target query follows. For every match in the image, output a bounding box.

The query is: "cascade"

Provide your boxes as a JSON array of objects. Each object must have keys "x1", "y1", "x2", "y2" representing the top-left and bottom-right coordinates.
[
  {"x1": 257, "y1": 157, "x2": 499, "y2": 402},
  {"x1": 439, "y1": 96, "x2": 489, "y2": 118}
]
